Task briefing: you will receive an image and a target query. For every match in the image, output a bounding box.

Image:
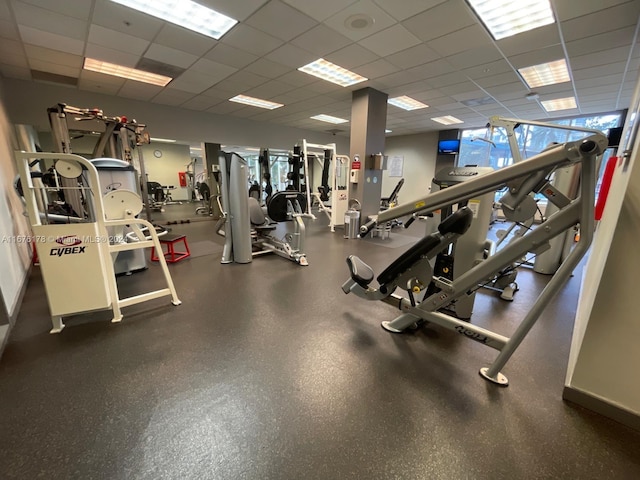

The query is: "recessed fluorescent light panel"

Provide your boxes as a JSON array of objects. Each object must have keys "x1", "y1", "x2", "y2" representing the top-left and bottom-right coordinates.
[
  {"x1": 388, "y1": 96, "x2": 428, "y2": 111},
  {"x1": 432, "y1": 116, "x2": 464, "y2": 125},
  {"x1": 385, "y1": 129, "x2": 392, "y2": 133},
  {"x1": 467, "y1": 0, "x2": 555, "y2": 40},
  {"x1": 310, "y1": 114, "x2": 349, "y2": 124},
  {"x1": 110, "y1": 0, "x2": 237, "y2": 39},
  {"x1": 84, "y1": 58, "x2": 172, "y2": 86},
  {"x1": 541, "y1": 97, "x2": 577, "y2": 112},
  {"x1": 518, "y1": 59, "x2": 571, "y2": 88},
  {"x1": 229, "y1": 95, "x2": 283, "y2": 110},
  {"x1": 298, "y1": 59, "x2": 367, "y2": 87},
  {"x1": 151, "y1": 138, "x2": 176, "y2": 143}
]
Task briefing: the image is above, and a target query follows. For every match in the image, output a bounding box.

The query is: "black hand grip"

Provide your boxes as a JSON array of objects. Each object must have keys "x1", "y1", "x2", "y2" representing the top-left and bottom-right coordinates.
[
  {"x1": 359, "y1": 218, "x2": 377, "y2": 237},
  {"x1": 404, "y1": 216, "x2": 416, "y2": 228}
]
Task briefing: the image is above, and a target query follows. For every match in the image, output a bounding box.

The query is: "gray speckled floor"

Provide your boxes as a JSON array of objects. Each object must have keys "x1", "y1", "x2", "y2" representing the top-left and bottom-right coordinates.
[{"x1": 1, "y1": 216, "x2": 639, "y2": 480}]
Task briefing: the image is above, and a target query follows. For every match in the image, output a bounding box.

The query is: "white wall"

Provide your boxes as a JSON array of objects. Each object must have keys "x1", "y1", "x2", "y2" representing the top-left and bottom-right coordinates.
[
  {"x1": 141, "y1": 143, "x2": 192, "y2": 201},
  {"x1": 1, "y1": 78, "x2": 349, "y2": 154},
  {"x1": 0, "y1": 77, "x2": 32, "y2": 333},
  {"x1": 382, "y1": 132, "x2": 439, "y2": 205}
]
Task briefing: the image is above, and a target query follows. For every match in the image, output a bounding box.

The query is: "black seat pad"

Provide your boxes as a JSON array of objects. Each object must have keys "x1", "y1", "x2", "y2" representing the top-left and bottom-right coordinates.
[
  {"x1": 438, "y1": 206, "x2": 473, "y2": 235},
  {"x1": 346, "y1": 255, "x2": 374, "y2": 287}
]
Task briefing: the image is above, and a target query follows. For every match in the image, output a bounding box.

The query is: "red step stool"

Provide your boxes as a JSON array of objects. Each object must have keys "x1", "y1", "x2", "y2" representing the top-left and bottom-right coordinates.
[{"x1": 151, "y1": 234, "x2": 191, "y2": 263}]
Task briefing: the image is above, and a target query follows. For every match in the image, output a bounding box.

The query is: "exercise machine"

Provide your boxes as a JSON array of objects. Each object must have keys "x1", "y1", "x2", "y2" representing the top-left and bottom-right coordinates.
[
  {"x1": 341, "y1": 133, "x2": 607, "y2": 385},
  {"x1": 248, "y1": 192, "x2": 309, "y2": 266},
  {"x1": 217, "y1": 152, "x2": 310, "y2": 266},
  {"x1": 300, "y1": 140, "x2": 351, "y2": 232},
  {"x1": 15, "y1": 151, "x2": 181, "y2": 333}
]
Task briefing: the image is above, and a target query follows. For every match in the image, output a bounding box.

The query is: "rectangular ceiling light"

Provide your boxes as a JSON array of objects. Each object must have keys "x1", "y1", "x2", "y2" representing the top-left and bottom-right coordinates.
[
  {"x1": 298, "y1": 59, "x2": 367, "y2": 87},
  {"x1": 151, "y1": 137, "x2": 176, "y2": 143},
  {"x1": 432, "y1": 116, "x2": 464, "y2": 125},
  {"x1": 310, "y1": 114, "x2": 349, "y2": 124},
  {"x1": 388, "y1": 96, "x2": 428, "y2": 111},
  {"x1": 541, "y1": 97, "x2": 577, "y2": 112},
  {"x1": 84, "y1": 58, "x2": 172, "y2": 86},
  {"x1": 518, "y1": 59, "x2": 570, "y2": 88},
  {"x1": 229, "y1": 95, "x2": 283, "y2": 110},
  {"x1": 110, "y1": 0, "x2": 237, "y2": 39},
  {"x1": 385, "y1": 129, "x2": 392, "y2": 133},
  {"x1": 467, "y1": 0, "x2": 555, "y2": 40}
]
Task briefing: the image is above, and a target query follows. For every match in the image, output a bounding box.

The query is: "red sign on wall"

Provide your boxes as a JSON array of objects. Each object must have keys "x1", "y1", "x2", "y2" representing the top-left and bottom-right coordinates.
[{"x1": 352, "y1": 161, "x2": 361, "y2": 170}]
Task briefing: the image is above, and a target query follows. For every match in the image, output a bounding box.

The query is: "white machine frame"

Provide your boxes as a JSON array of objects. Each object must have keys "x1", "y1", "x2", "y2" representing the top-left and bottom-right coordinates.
[
  {"x1": 342, "y1": 133, "x2": 607, "y2": 386},
  {"x1": 16, "y1": 151, "x2": 181, "y2": 333},
  {"x1": 301, "y1": 140, "x2": 351, "y2": 232}
]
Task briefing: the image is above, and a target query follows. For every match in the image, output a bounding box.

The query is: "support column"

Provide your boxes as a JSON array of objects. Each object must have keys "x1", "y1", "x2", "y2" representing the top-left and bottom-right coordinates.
[{"x1": 349, "y1": 87, "x2": 388, "y2": 224}]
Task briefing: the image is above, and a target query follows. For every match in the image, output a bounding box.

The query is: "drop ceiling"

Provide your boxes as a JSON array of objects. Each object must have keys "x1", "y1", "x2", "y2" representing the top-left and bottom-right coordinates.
[{"x1": 0, "y1": 0, "x2": 639, "y2": 137}]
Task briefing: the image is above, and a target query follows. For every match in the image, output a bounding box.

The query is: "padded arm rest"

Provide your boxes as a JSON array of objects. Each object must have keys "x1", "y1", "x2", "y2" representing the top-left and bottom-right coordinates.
[{"x1": 346, "y1": 255, "x2": 375, "y2": 287}]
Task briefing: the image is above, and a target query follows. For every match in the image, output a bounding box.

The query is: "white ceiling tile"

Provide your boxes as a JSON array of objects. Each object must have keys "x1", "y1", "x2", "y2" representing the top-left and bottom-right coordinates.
[
  {"x1": 402, "y1": 0, "x2": 475, "y2": 42},
  {"x1": 373, "y1": 0, "x2": 446, "y2": 21},
  {"x1": 508, "y1": 46, "x2": 566, "y2": 70},
  {"x1": 222, "y1": 70, "x2": 271, "y2": 89},
  {"x1": 446, "y1": 45, "x2": 502, "y2": 69},
  {"x1": 358, "y1": 24, "x2": 421, "y2": 57},
  {"x1": 28, "y1": 58, "x2": 81, "y2": 78},
  {"x1": 265, "y1": 43, "x2": 317, "y2": 68},
  {"x1": 574, "y1": 73, "x2": 625, "y2": 89},
  {"x1": 0, "y1": 63, "x2": 32, "y2": 80},
  {"x1": 428, "y1": 25, "x2": 491, "y2": 57},
  {"x1": 474, "y1": 71, "x2": 522, "y2": 89},
  {"x1": 324, "y1": 0, "x2": 397, "y2": 42},
  {"x1": 181, "y1": 95, "x2": 225, "y2": 111},
  {"x1": 485, "y1": 82, "x2": 529, "y2": 100},
  {"x1": 118, "y1": 80, "x2": 163, "y2": 101},
  {"x1": 168, "y1": 69, "x2": 230, "y2": 94},
  {"x1": 291, "y1": 24, "x2": 352, "y2": 57},
  {"x1": 92, "y1": 0, "x2": 163, "y2": 41},
  {"x1": 88, "y1": 25, "x2": 150, "y2": 56},
  {"x1": 199, "y1": 0, "x2": 269, "y2": 22},
  {"x1": 566, "y1": 27, "x2": 637, "y2": 57},
  {"x1": 13, "y1": 1, "x2": 87, "y2": 40},
  {"x1": 205, "y1": 43, "x2": 258, "y2": 69},
  {"x1": 496, "y1": 24, "x2": 561, "y2": 56},
  {"x1": 23, "y1": 45, "x2": 83, "y2": 68},
  {"x1": 190, "y1": 58, "x2": 237, "y2": 79},
  {"x1": 245, "y1": 0, "x2": 317, "y2": 41},
  {"x1": 562, "y1": 2, "x2": 640, "y2": 43},
  {"x1": 353, "y1": 59, "x2": 398, "y2": 79},
  {"x1": 282, "y1": 0, "x2": 357, "y2": 22},
  {"x1": 277, "y1": 70, "x2": 318, "y2": 87},
  {"x1": 0, "y1": 18, "x2": 20, "y2": 40},
  {"x1": 207, "y1": 101, "x2": 248, "y2": 115},
  {"x1": 85, "y1": 43, "x2": 141, "y2": 68},
  {"x1": 555, "y1": 0, "x2": 634, "y2": 21},
  {"x1": 0, "y1": 0, "x2": 11, "y2": 20},
  {"x1": 246, "y1": 79, "x2": 298, "y2": 99},
  {"x1": 426, "y1": 72, "x2": 469, "y2": 89},
  {"x1": 405, "y1": 59, "x2": 457, "y2": 80},
  {"x1": 144, "y1": 43, "x2": 199, "y2": 69},
  {"x1": 387, "y1": 47, "x2": 443, "y2": 75},
  {"x1": 153, "y1": 24, "x2": 217, "y2": 57},
  {"x1": 245, "y1": 58, "x2": 291, "y2": 79},
  {"x1": 19, "y1": 0, "x2": 92, "y2": 20},
  {"x1": 325, "y1": 44, "x2": 379, "y2": 68},
  {"x1": 18, "y1": 25, "x2": 84, "y2": 55},
  {"x1": 570, "y1": 47, "x2": 633, "y2": 71},
  {"x1": 573, "y1": 62, "x2": 629, "y2": 81},
  {"x1": 220, "y1": 24, "x2": 283, "y2": 56},
  {"x1": 78, "y1": 70, "x2": 125, "y2": 95},
  {"x1": 462, "y1": 59, "x2": 513, "y2": 80},
  {"x1": 151, "y1": 89, "x2": 195, "y2": 106}
]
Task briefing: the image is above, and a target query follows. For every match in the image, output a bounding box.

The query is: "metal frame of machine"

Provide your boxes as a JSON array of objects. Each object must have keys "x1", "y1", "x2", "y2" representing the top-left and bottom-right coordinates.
[
  {"x1": 342, "y1": 133, "x2": 607, "y2": 386},
  {"x1": 16, "y1": 151, "x2": 181, "y2": 333}
]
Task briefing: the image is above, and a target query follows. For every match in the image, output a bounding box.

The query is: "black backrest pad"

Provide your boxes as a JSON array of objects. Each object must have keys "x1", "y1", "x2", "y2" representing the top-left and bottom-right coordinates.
[
  {"x1": 267, "y1": 191, "x2": 307, "y2": 222},
  {"x1": 376, "y1": 234, "x2": 442, "y2": 286},
  {"x1": 438, "y1": 206, "x2": 473, "y2": 236}
]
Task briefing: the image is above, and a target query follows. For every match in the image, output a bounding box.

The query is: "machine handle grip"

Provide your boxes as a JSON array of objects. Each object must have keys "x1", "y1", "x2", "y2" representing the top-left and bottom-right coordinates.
[
  {"x1": 359, "y1": 218, "x2": 377, "y2": 237},
  {"x1": 404, "y1": 216, "x2": 416, "y2": 228}
]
